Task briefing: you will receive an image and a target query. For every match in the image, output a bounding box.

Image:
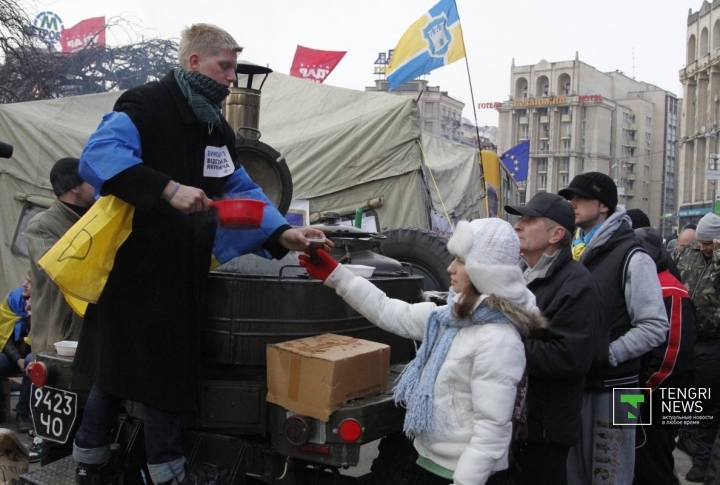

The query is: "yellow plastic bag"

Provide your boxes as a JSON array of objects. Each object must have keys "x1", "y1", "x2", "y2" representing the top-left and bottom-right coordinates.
[{"x1": 39, "y1": 195, "x2": 134, "y2": 317}]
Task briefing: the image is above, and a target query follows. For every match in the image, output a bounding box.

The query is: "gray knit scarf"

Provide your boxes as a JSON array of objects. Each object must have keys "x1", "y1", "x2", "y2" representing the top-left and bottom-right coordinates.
[
  {"x1": 394, "y1": 291, "x2": 512, "y2": 438},
  {"x1": 174, "y1": 68, "x2": 230, "y2": 132}
]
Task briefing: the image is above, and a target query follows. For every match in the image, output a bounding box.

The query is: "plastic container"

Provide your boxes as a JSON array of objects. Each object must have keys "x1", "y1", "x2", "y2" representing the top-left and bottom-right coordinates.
[
  {"x1": 54, "y1": 341, "x2": 78, "y2": 357},
  {"x1": 210, "y1": 199, "x2": 265, "y2": 228}
]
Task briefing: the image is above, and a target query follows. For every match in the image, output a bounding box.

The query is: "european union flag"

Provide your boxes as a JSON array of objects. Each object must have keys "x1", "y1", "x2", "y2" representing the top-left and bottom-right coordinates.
[
  {"x1": 500, "y1": 141, "x2": 530, "y2": 182},
  {"x1": 385, "y1": 0, "x2": 466, "y2": 91}
]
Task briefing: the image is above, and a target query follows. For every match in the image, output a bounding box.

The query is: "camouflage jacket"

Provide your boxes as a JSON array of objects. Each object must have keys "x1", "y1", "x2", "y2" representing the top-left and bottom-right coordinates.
[{"x1": 675, "y1": 241, "x2": 720, "y2": 341}]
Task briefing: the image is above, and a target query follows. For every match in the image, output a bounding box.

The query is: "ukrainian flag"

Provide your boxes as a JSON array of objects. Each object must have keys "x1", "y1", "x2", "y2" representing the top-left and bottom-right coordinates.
[
  {"x1": 386, "y1": 0, "x2": 466, "y2": 90},
  {"x1": 0, "y1": 287, "x2": 28, "y2": 347}
]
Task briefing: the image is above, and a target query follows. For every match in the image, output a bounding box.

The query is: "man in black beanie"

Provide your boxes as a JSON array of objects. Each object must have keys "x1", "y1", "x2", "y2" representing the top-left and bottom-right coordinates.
[
  {"x1": 626, "y1": 208, "x2": 651, "y2": 229},
  {"x1": 558, "y1": 172, "x2": 668, "y2": 484}
]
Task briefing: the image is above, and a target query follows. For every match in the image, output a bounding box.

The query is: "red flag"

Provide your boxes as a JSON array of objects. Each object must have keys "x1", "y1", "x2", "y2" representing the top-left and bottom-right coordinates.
[
  {"x1": 60, "y1": 17, "x2": 106, "y2": 54},
  {"x1": 289, "y1": 45, "x2": 347, "y2": 83}
]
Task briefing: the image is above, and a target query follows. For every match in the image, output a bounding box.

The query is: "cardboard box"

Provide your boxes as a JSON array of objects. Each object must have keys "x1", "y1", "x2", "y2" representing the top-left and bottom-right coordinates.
[{"x1": 266, "y1": 333, "x2": 390, "y2": 421}]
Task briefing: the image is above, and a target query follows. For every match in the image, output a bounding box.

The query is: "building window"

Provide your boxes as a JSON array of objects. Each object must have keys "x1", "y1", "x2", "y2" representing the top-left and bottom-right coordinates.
[
  {"x1": 562, "y1": 123, "x2": 572, "y2": 137},
  {"x1": 646, "y1": 116, "x2": 652, "y2": 128},
  {"x1": 560, "y1": 173, "x2": 569, "y2": 187},
  {"x1": 521, "y1": 125, "x2": 529, "y2": 139},
  {"x1": 623, "y1": 112, "x2": 629, "y2": 122},
  {"x1": 538, "y1": 108, "x2": 548, "y2": 116},
  {"x1": 562, "y1": 139, "x2": 571, "y2": 152},
  {"x1": 537, "y1": 158, "x2": 548, "y2": 173},
  {"x1": 540, "y1": 141, "x2": 550, "y2": 153},
  {"x1": 538, "y1": 174, "x2": 547, "y2": 190},
  {"x1": 559, "y1": 157, "x2": 570, "y2": 173}
]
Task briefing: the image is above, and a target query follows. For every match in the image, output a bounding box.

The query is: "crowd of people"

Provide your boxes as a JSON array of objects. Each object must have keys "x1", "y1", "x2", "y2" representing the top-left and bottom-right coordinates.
[
  {"x1": 6, "y1": 19, "x2": 720, "y2": 485},
  {"x1": 303, "y1": 171, "x2": 714, "y2": 485}
]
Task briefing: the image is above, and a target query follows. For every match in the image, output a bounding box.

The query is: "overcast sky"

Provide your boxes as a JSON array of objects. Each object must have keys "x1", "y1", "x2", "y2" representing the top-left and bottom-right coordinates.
[{"x1": 26, "y1": 0, "x2": 703, "y2": 126}]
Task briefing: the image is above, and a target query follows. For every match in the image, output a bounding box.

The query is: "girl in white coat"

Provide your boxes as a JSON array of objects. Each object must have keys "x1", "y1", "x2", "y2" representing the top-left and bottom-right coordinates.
[{"x1": 299, "y1": 218, "x2": 545, "y2": 485}]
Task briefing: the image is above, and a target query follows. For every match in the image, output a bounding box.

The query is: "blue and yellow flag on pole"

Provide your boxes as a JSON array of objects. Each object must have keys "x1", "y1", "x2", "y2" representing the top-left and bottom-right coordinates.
[{"x1": 386, "y1": 0, "x2": 466, "y2": 90}]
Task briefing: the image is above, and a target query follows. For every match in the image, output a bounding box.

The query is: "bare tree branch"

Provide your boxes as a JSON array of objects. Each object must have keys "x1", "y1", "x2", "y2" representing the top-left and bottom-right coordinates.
[{"x1": 0, "y1": 0, "x2": 178, "y2": 103}]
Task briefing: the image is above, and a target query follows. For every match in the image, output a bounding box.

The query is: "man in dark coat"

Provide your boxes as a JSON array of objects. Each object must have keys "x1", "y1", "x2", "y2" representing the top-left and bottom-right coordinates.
[
  {"x1": 71, "y1": 24, "x2": 327, "y2": 485},
  {"x1": 633, "y1": 227, "x2": 696, "y2": 485},
  {"x1": 505, "y1": 193, "x2": 601, "y2": 485}
]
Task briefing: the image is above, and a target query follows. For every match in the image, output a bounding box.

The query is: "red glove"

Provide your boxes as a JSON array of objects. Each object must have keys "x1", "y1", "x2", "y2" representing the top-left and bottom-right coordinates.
[{"x1": 298, "y1": 248, "x2": 338, "y2": 281}]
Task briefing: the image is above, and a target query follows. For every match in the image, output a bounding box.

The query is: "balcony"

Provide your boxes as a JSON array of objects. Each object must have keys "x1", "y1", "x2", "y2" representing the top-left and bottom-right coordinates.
[
  {"x1": 540, "y1": 131, "x2": 550, "y2": 139},
  {"x1": 519, "y1": 116, "x2": 528, "y2": 124},
  {"x1": 623, "y1": 139, "x2": 637, "y2": 148},
  {"x1": 626, "y1": 172, "x2": 636, "y2": 181},
  {"x1": 561, "y1": 114, "x2": 572, "y2": 122},
  {"x1": 561, "y1": 132, "x2": 572, "y2": 139},
  {"x1": 540, "y1": 116, "x2": 550, "y2": 123}
]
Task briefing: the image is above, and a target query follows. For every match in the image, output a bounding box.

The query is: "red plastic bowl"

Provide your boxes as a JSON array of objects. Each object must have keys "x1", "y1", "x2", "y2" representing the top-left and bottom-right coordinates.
[{"x1": 210, "y1": 199, "x2": 265, "y2": 228}]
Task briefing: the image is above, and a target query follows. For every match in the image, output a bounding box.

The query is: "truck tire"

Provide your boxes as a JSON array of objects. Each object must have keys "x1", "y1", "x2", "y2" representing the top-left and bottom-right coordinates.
[
  {"x1": 367, "y1": 432, "x2": 418, "y2": 485},
  {"x1": 380, "y1": 228, "x2": 452, "y2": 292}
]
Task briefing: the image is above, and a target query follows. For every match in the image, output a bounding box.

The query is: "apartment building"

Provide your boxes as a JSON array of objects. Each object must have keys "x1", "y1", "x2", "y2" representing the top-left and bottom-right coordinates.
[
  {"x1": 678, "y1": 0, "x2": 720, "y2": 228},
  {"x1": 497, "y1": 56, "x2": 678, "y2": 236},
  {"x1": 366, "y1": 78, "x2": 479, "y2": 148}
]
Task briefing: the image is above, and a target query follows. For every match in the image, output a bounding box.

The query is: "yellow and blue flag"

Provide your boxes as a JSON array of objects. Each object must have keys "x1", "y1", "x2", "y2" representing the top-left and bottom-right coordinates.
[
  {"x1": 500, "y1": 140, "x2": 530, "y2": 182},
  {"x1": 0, "y1": 287, "x2": 29, "y2": 348},
  {"x1": 386, "y1": 0, "x2": 466, "y2": 90}
]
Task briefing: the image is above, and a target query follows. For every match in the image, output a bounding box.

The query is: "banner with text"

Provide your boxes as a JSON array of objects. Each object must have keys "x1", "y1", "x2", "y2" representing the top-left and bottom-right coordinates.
[{"x1": 290, "y1": 45, "x2": 346, "y2": 83}]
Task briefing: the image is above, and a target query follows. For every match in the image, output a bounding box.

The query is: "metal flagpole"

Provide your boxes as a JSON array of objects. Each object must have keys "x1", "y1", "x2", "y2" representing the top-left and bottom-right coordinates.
[{"x1": 453, "y1": 0, "x2": 488, "y2": 213}]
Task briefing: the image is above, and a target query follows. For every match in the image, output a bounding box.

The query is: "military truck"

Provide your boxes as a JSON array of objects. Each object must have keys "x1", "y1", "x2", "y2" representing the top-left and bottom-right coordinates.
[{"x1": 20, "y1": 64, "x2": 453, "y2": 485}]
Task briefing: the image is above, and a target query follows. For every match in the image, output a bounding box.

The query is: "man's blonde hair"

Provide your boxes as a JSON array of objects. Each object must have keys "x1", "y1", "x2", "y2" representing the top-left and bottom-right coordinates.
[{"x1": 178, "y1": 23, "x2": 243, "y2": 69}]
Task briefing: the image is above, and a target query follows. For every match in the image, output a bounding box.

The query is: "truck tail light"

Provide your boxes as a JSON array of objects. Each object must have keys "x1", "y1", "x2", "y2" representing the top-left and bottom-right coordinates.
[
  {"x1": 337, "y1": 419, "x2": 362, "y2": 442},
  {"x1": 284, "y1": 415, "x2": 314, "y2": 446},
  {"x1": 28, "y1": 362, "x2": 48, "y2": 388}
]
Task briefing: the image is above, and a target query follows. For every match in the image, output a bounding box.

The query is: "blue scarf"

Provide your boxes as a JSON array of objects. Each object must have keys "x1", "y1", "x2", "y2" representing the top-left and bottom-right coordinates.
[{"x1": 394, "y1": 292, "x2": 512, "y2": 438}]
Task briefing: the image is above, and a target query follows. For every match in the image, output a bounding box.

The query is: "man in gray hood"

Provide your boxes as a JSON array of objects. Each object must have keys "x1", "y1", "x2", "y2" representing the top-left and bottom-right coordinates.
[{"x1": 558, "y1": 172, "x2": 668, "y2": 485}]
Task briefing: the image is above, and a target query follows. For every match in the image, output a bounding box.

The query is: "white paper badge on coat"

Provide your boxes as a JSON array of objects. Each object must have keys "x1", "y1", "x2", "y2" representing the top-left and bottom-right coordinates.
[{"x1": 204, "y1": 146, "x2": 235, "y2": 178}]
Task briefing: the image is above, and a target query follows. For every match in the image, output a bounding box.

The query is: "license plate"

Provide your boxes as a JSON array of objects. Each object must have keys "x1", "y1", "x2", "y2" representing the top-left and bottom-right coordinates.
[{"x1": 30, "y1": 385, "x2": 78, "y2": 444}]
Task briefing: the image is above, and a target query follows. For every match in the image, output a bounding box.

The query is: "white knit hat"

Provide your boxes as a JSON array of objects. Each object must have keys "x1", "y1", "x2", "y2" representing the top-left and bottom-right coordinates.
[
  {"x1": 447, "y1": 218, "x2": 534, "y2": 308},
  {"x1": 447, "y1": 218, "x2": 520, "y2": 267}
]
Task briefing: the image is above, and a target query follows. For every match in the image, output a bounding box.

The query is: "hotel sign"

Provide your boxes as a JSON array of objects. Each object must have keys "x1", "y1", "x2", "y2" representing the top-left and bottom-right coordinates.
[
  {"x1": 513, "y1": 96, "x2": 567, "y2": 108},
  {"x1": 477, "y1": 94, "x2": 604, "y2": 109}
]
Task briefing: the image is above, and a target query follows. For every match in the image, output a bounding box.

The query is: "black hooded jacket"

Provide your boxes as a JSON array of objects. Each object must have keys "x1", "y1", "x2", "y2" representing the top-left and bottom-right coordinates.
[{"x1": 635, "y1": 228, "x2": 696, "y2": 387}]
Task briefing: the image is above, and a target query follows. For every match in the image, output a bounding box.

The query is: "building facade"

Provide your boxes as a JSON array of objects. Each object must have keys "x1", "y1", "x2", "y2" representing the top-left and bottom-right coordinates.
[
  {"x1": 497, "y1": 56, "x2": 679, "y2": 236},
  {"x1": 366, "y1": 79, "x2": 481, "y2": 148},
  {"x1": 678, "y1": 0, "x2": 720, "y2": 229}
]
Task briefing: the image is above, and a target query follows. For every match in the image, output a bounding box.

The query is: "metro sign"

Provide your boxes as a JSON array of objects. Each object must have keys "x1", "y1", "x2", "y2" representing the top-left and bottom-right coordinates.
[{"x1": 32, "y1": 11, "x2": 64, "y2": 45}]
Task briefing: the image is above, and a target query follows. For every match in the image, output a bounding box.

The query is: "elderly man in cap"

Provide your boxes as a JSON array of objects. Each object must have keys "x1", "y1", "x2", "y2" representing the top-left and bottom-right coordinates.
[
  {"x1": 558, "y1": 172, "x2": 668, "y2": 484},
  {"x1": 675, "y1": 212, "x2": 720, "y2": 481},
  {"x1": 505, "y1": 193, "x2": 601, "y2": 485}
]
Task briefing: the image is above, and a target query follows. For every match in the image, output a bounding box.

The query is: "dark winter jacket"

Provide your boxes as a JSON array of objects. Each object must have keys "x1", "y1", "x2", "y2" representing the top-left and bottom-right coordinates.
[
  {"x1": 635, "y1": 228, "x2": 696, "y2": 388},
  {"x1": 578, "y1": 211, "x2": 668, "y2": 390},
  {"x1": 74, "y1": 72, "x2": 290, "y2": 413},
  {"x1": 521, "y1": 245, "x2": 601, "y2": 447}
]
